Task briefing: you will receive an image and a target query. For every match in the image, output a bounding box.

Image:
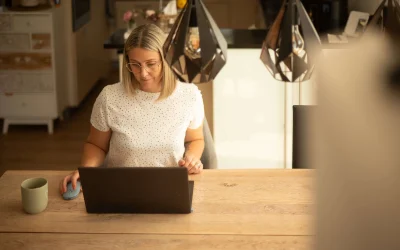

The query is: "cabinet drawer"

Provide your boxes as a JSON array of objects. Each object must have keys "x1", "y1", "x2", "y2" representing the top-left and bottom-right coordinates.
[
  {"x1": 13, "y1": 15, "x2": 52, "y2": 32},
  {"x1": 32, "y1": 33, "x2": 51, "y2": 50},
  {"x1": 0, "y1": 52, "x2": 52, "y2": 70},
  {"x1": 0, "y1": 93, "x2": 57, "y2": 118},
  {"x1": 0, "y1": 14, "x2": 12, "y2": 31},
  {"x1": 0, "y1": 73, "x2": 54, "y2": 93},
  {"x1": 0, "y1": 74, "x2": 23, "y2": 93},
  {"x1": 0, "y1": 34, "x2": 30, "y2": 51},
  {"x1": 22, "y1": 74, "x2": 54, "y2": 92}
]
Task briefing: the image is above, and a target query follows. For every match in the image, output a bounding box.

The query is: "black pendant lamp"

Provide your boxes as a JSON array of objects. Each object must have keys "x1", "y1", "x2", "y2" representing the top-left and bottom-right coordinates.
[
  {"x1": 163, "y1": 0, "x2": 227, "y2": 83},
  {"x1": 365, "y1": 0, "x2": 400, "y2": 40},
  {"x1": 260, "y1": 0, "x2": 321, "y2": 82}
]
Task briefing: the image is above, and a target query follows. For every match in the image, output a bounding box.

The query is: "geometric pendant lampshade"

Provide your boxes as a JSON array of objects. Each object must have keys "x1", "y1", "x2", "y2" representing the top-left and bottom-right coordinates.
[
  {"x1": 364, "y1": 0, "x2": 400, "y2": 41},
  {"x1": 260, "y1": 0, "x2": 321, "y2": 82},
  {"x1": 163, "y1": 0, "x2": 227, "y2": 83}
]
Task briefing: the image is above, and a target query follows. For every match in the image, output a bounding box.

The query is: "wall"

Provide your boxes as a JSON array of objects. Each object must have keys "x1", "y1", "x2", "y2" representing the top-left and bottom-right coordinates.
[
  {"x1": 115, "y1": 0, "x2": 264, "y2": 30},
  {"x1": 53, "y1": 5, "x2": 70, "y2": 116},
  {"x1": 348, "y1": 0, "x2": 379, "y2": 13},
  {"x1": 54, "y1": 0, "x2": 113, "y2": 107},
  {"x1": 75, "y1": 0, "x2": 112, "y2": 103},
  {"x1": 213, "y1": 49, "x2": 285, "y2": 169}
]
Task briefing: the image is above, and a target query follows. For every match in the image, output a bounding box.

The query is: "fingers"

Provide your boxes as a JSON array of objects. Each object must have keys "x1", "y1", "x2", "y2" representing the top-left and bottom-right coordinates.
[
  {"x1": 183, "y1": 155, "x2": 193, "y2": 168},
  {"x1": 185, "y1": 158, "x2": 203, "y2": 174},
  {"x1": 191, "y1": 161, "x2": 203, "y2": 174},
  {"x1": 187, "y1": 160, "x2": 198, "y2": 174},
  {"x1": 59, "y1": 170, "x2": 79, "y2": 195},
  {"x1": 60, "y1": 174, "x2": 71, "y2": 195},
  {"x1": 70, "y1": 171, "x2": 80, "y2": 190},
  {"x1": 182, "y1": 155, "x2": 196, "y2": 173},
  {"x1": 179, "y1": 154, "x2": 203, "y2": 174}
]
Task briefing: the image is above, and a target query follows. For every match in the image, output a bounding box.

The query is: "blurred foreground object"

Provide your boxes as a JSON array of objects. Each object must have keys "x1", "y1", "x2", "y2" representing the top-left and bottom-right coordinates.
[
  {"x1": 313, "y1": 30, "x2": 400, "y2": 250},
  {"x1": 364, "y1": 0, "x2": 400, "y2": 89}
]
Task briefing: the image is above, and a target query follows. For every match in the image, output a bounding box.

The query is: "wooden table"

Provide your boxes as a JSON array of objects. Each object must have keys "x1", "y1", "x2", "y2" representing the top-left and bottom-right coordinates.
[{"x1": 0, "y1": 169, "x2": 315, "y2": 249}]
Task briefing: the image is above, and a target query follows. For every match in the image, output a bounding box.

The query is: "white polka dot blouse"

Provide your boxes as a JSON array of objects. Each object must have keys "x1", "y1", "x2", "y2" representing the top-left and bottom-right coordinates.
[{"x1": 90, "y1": 81, "x2": 205, "y2": 167}]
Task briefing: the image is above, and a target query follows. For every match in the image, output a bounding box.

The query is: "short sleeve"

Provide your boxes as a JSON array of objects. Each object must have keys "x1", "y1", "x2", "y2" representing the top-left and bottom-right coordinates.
[
  {"x1": 90, "y1": 87, "x2": 110, "y2": 131},
  {"x1": 188, "y1": 87, "x2": 205, "y2": 129}
]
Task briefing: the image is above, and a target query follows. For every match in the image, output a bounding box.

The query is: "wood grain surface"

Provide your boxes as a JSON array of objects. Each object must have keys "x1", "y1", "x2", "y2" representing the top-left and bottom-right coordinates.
[
  {"x1": 0, "y1": 233, "x2": 314, "y2": 250},
  {"x1": 0, "y1": 169, "x2": 315, "y2": 236}
]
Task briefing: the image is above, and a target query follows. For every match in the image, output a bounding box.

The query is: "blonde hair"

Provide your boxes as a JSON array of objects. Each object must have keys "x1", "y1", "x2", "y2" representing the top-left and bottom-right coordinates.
[{"x1": 122, "y1": 24, "x2": 177, "y2": 101}]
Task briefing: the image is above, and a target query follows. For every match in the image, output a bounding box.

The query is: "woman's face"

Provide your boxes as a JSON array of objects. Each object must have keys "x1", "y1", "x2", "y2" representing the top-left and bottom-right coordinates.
[{"x1": 127, "y1": 48, "x2": 163, "y2": 92}]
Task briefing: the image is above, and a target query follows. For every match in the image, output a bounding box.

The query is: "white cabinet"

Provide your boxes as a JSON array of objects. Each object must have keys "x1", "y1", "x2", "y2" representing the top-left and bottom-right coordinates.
[{"x1": 0, "y1": 11, "x2": 64, "y2": 134}]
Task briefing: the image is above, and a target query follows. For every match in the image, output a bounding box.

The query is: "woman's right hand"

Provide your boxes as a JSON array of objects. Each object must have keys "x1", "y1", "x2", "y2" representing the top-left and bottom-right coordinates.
[{"x1": 59, "y1": 170, "x2": 80, "y2": 195}]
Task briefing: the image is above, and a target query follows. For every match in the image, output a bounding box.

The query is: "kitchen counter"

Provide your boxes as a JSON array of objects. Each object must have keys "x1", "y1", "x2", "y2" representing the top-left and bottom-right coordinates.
[
  {"x1": 104, "y1": 28, "x2": 269, "y2": 51},
  {"x1": 104, "y1": 28, "x2": 352, "y2": 52}
]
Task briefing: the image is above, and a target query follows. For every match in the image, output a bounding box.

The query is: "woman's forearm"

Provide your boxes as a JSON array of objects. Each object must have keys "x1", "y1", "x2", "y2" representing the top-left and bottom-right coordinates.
[
  {"x1": 184, "y1": 139, "x2": 205, "y2": 160},
  {"x1": 80, "y1": 142, "x2": 107, "y2": 167}
]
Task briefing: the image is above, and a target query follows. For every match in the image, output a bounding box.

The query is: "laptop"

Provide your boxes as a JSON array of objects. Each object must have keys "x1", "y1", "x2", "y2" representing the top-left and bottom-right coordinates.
[{"x1": 78, "y1": 166, "x2": 194, "y2": 214}]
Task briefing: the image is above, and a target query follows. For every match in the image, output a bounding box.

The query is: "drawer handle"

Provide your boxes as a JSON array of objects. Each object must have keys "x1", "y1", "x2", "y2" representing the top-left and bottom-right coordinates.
[
  {"x1": 4, "y1": 92, "x2": 13, "y2": 96},
  {"x1": 26, "y1": 21, "x2": 31, "y2": 26},
  {"x1": 24, "y1": 56, "x2": 31, "y2": 62},
  {"x1": 35, "y1": 40, "x2": 45, "y2": 49}
]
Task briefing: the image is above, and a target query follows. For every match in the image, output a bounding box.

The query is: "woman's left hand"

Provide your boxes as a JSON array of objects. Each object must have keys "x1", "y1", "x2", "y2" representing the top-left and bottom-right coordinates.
[{"x1": 178, "y1": 152, "x2": 203, "y2": 174}]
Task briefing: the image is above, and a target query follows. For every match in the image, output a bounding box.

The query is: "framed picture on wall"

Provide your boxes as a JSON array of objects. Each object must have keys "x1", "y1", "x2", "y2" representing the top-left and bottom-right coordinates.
[{"x1": 72, "y1": 0, "x2": 91, "y2": 32}]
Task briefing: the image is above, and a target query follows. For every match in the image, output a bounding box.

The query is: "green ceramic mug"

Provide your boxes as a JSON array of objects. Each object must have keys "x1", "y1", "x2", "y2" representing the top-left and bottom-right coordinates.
[{"x1": 21, "y1": 177, "x2": 48, "y2": 214}]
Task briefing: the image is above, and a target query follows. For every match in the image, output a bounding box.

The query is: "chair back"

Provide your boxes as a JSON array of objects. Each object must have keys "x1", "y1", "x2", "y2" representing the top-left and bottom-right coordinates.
[
  {"x1": 201, "y1": 117, "x2": 218, "y2": 169},
  {"x1": 292, "y1": 105, "x2": 316, "y2": 169}
]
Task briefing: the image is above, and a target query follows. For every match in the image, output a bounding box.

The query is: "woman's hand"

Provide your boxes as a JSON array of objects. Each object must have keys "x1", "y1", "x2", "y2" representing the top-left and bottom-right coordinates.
[
  {"x1": 59, "y1": 170, "x2": 80, "y2": 195},
  {"x1": 179, "y1": 152, "x2": 203, "y2": 174}
]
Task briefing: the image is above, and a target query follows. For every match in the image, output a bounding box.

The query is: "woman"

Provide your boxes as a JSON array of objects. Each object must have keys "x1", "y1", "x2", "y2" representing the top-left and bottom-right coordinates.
[{"x1": 60, "y1": 24, "x2": 205, "y2": 194}]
